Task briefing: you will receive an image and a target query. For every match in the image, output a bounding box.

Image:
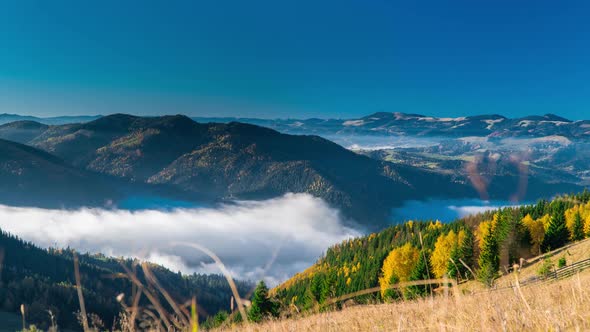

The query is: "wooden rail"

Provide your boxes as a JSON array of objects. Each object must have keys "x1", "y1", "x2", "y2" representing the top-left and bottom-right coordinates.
[
  {"x1": 517, "y1": 257, "x2": 590, "y2": 287},
  {"x1": 322, "y1": 278, "x2": 457, "y2": 306},
  {"x1": 553, "y1": 258, "x2": 590, "y2": 280}
]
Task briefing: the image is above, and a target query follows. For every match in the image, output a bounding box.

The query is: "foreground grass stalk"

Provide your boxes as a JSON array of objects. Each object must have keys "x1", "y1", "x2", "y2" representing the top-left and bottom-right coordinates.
[{"x1": 73, "y1": 253, "x2": 89, "y2": 331}]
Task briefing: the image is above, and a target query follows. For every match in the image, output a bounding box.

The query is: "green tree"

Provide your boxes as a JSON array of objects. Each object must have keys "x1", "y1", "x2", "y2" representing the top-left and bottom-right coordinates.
[
  {"x1": 477, "y1": 223, "x2": 499, "y2": 287},
  {"x1": 571, "y1": 211, "x2": 585, "y2": 241},
  {"x1": 248, "y1": 281, "x2": 278, "y2": 322},
  {"x1": 543, "y1": 202, "x2": 569, "y2": 252},
  {"x1": 406, "y1": 250, "x2": 432, "y2": 299},
  {"x1": 457, "y1": 227, "x2": 474, "y2": 278},
  {"x1": 310, "y1": 272, "x2": 329, "y2": 304}
]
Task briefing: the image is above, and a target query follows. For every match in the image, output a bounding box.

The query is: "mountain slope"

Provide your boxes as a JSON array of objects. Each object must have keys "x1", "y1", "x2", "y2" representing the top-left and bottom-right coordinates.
[
  {"x1": 0, "y1": 121, "x2": 49, "y2": 143},
  {"x1": 0, "y1": 139, "x2": 121, "y2": 207}
]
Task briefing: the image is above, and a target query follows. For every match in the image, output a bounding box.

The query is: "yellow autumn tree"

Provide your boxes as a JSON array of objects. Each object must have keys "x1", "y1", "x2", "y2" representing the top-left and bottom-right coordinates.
[
  {"x1": 430, "y1": 230, "x2": 466, "y2": 278},
  {"x1": 522, "y1": 214, "x2": 546, "y2": 255},
  {"x1": 572, "y1": 202, "x2": 590, "y2": 237},
  {"x1": 427, "y1": 220, "x2": 443, "y2": 231},
  {"x1": 379, "y1": 243, "x2": 419, "y2": 298},
  {"x1": 477, "y1": 220, "x2": 493, "y2": 250},
  {"x1": 539, "y1": 214, "x2": 551, "y2": 231}
]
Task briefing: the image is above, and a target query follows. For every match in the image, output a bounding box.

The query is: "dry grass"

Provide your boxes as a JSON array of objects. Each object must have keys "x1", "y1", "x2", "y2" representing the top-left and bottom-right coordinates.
[{"x1": 219, "y1": 269, "x2": 590, "y2": 332}]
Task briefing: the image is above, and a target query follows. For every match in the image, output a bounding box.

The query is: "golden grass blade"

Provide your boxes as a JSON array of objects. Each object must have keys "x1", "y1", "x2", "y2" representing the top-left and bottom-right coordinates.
[
  {"x1": 171, "y1": 241, "x2": 249, "y2": 324},
  {"x1": 73, "y1": 253, "x2": 89, "y2": 331},
  {"x1": 118, "y1": 261, "x2": 173, "y2": 330},
  {"x1": 141, "y1": 262, "x2": 191, "y2": 326},
  {"x1": 191, "y1": 297, "x2": 199, "y2": 332}
]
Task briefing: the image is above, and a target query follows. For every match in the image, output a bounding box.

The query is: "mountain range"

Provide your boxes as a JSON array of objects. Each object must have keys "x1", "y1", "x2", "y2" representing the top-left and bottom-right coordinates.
[
  {"x1": 4, "y1": 112, "x2": 590, "y2": 139},
  {"x1": 0, "y1": 113, "x2": 583, "y2": 226},
  {"x1": 194, "y1": 112, "x2": 590, "y2": 139},
  {"x1": 0, "y1": 115, "x2": 477, "y2": 225}
]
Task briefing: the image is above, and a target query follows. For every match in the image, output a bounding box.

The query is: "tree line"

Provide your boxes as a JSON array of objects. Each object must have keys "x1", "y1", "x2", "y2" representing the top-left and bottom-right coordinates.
[{"x1": 265, "y1": 190, "x2": 590, "y2": 318}]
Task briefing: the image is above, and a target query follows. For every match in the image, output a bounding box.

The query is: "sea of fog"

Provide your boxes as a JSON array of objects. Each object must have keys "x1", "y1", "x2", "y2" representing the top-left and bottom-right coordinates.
[
  {"x1": 0, "y1": 194, "x2": 359, "y2": 286},
  {"x1": 0, "y1": 193, "x2": 524, "y2": 286},
  {"x1": 320, "y1": 134, "x2": 443, "y2": 150}
]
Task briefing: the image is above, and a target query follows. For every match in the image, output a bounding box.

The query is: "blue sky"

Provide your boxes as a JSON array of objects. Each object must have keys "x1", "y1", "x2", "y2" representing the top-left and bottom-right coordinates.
[{"x1": 1, "y1": 0, "x2": 589, "y2": 119}]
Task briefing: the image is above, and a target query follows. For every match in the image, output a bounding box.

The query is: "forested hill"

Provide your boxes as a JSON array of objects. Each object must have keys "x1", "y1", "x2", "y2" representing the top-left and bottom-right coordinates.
[
  {"x1": 0, "y1": 138, "x2": 122, "y2": 208},
  {"x1": 272, "y1": 191, "x2": 590, "y2": 314},
  {"x1": 0, "y1": 229, "x2": 253, "y2": 330}
]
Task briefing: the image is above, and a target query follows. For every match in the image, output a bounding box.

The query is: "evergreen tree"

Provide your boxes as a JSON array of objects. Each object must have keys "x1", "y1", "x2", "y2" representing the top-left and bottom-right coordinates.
[
  {"x1": 310, "y1": 272, "x2": 329, "y2": 304},
  {"x1": 572, "y1": 211, "x2": 585, "y2": 241},
  {"x1": 543, "y1": 202, "x2": 569, "y2": 252},
  {"x1": 406, "y1": 250, "x2": 432, "y2": 298},
  {"x1": 477, "y1": 226, "x2": 499, "y2": 287},
  {"x1": 458, "y1": 227, "x2": 474, "y2": 276},
  {"x1": 248, "y1": 281, "x2": 278, "y2": 322}
]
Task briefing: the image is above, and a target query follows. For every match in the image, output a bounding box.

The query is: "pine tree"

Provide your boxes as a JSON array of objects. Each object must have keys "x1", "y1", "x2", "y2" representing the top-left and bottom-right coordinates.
[
  {"x1": 248, "y1": 281, "x2": 278, "y2": 322},
  {"x1": 406, "y1": 250, "x2": 432, "y2": 299},
  {"x1": 572, "y1": 211, "x2": 585, "y2": 241},
  {"x1": 310, "y1": 273, "x2": 329, "y2": 304},
  {"x1": 458, "y1": 227, "x2": 474, "y2": 275},
  {"x1": 543, "y1": 202, "x2": 569, "y2": 252},
  {"x1": 477, "y1": 225, "x2": 499, "y2": 287}
]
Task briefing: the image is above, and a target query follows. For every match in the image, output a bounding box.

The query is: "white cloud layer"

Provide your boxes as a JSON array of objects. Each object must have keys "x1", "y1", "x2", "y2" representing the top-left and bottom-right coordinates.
[{"x1": 0, "y1": 193, "x2": 360, "y2": 286}]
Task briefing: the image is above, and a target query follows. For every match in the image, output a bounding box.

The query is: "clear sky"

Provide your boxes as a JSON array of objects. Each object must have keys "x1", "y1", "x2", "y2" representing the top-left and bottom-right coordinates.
[{"x1": 1, "y1": 0, "x2": 589, "y2": 119}]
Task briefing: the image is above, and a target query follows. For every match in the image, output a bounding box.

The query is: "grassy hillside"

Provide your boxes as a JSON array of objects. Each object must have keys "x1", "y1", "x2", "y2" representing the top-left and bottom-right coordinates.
[{"x1": 219, "y1": 265, "x2": 590, "y2": 331}]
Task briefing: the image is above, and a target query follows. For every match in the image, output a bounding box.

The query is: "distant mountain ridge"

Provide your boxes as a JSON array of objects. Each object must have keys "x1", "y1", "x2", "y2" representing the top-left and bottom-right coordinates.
[
  {"x1": 192, "y1": 112, "x2": 590, "y2": 139},
  {"x1": 0, "y1": 113, "x2": 101, "y2": 125},
  {"x1": 4, "y1": 111, "x2": 589, "y2": 138}
]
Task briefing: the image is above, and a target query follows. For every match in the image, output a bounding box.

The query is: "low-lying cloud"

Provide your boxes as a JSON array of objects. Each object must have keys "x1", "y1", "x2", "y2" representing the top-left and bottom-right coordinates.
[
  {"x1": 0, "y1": 193, "x2": 360, "y2": 286},
  {"x1": 320, "y1": 134, "x2": 441, "y2": 151}
]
